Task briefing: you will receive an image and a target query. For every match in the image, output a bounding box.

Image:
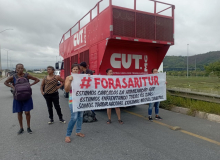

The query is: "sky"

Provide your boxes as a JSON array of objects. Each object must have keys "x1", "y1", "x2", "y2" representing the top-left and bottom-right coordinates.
[{"x1": 0, "y1": 0, "x2": 219, "y2": 70}]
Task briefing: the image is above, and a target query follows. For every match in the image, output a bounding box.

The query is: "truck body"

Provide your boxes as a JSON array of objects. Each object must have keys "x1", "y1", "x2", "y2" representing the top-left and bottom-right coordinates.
[{"x1": 58, "y1": 0, "x2": 175, "y2": 80}]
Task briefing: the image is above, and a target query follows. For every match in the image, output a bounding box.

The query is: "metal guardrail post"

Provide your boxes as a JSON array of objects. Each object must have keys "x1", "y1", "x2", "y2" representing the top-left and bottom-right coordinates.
[{"x1": 97, "y1": 2, "x2": 100, "y2": 14}]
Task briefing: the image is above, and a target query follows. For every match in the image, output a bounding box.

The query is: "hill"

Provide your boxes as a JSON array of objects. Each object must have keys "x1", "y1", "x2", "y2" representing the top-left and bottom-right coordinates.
[{"x1": 163, "y1": 51, "x2": 220, "y2": 71}]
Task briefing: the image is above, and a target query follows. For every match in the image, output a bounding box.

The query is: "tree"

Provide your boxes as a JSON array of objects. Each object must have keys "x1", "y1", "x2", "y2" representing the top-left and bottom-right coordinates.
[{"x1": 205, "y1": 61, "x2": 220, "y2": 78}]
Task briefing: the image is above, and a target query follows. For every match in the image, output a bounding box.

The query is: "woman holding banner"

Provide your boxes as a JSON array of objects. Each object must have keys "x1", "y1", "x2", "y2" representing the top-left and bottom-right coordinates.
[
  {"x1": 64, "y1": 63, "x2": 85, "y2": 143},
  {"x1": 106, "y1": 68, "x2": 123, "y2": 124}
]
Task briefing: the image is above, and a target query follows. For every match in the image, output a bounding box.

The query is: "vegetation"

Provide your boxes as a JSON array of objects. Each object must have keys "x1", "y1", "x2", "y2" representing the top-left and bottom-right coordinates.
[
  {"x1": 166, "y1": 76, "x2": 220, "y2": 95},
  {"x1": 28, "y1": 71, "x2": 47, "y2": 79},
  {"x1": 205, "y1": 60, "x2": 220, "y2": 78},
  {"x1": 164, "y1": 51, "x2": 220, "y2": 71},
  {"x1": 160, "y1": 92, "x2": 220, "y2": 116},
  {"x1": 166, "y1": 70, "x2": 209, "y2": 77}
]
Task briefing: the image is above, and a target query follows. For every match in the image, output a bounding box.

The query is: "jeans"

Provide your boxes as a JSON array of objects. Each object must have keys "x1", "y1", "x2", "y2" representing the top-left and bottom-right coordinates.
[
  {"x1": 148, "y1": 102, "x2": 160, "y2": 116},
  {"x1": 43, "y1": 92, "x2": 63, "y2": 120},
  {"x1": 66, "y1": 104, "x2": 83, "y2": 137}
]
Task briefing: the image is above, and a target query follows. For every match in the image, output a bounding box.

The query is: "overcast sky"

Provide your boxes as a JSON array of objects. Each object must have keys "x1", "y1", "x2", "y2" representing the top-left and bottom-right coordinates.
[{"x1": 0, "y1": 0, "x2": 219, "y2": 70}]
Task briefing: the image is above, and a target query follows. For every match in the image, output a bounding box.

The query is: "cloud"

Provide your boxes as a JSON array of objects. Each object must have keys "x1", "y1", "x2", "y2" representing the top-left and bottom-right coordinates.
[{"x1": 0, "y1": 0, "x2": 219, "y2": 70}]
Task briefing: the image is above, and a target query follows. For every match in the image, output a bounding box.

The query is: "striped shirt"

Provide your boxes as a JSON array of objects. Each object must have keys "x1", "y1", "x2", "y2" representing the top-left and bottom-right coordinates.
[{"x1": 44, "y1": 76, "x2": 58, "y2": 94}]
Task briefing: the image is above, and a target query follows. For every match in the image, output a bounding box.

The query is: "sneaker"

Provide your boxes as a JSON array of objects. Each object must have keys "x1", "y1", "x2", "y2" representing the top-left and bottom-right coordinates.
[
  {"x1": 155, "y1": 115, "x2": 162, "y2": 120},
  {"x1": 27, "y1": 128, "x2": 32, "y2": 134},
  {"x1": 17, "y1": 128, "x2": 24, "y2": 135},
  {"x1": 148, "y1": 116, "x2": 153, "y2": 122},
  {"x1": 60, "y1": 119, "x2": 66, "y2": 124},
  {"x1": 48, "y1": 119, "x2": 54, "y2": 124}
]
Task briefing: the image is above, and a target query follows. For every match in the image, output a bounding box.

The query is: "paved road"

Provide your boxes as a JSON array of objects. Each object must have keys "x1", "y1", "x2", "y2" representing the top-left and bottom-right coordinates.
[{"x1": 0, "y1": 78, "x2": 220, "y2": 160}]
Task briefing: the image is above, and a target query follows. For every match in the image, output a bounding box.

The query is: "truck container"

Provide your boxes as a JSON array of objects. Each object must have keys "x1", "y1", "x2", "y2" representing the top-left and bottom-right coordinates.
[{"x1": 56, "y1": 0, "x2": 175, "y2": 97}]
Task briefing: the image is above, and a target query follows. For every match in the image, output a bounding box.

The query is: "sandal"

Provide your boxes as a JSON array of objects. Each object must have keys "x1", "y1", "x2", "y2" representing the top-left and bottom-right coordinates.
[
  {"x1": 118, "y1": 120, "x2": 124, "y2": 124},
  {"x1": 107, "y1": 119, "x2": 111, "y2": 124}
]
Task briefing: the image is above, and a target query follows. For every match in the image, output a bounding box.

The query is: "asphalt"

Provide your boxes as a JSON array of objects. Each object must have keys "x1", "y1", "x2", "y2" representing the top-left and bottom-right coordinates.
[{"x1": 0, "y1": 78, "x2": 220, "y2": 160}]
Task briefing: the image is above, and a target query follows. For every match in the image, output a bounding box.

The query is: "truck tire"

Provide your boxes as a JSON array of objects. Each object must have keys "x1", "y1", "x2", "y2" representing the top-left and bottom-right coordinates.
[{"x1": 64, "y1": 91, "x2": 69, "y2": 98}]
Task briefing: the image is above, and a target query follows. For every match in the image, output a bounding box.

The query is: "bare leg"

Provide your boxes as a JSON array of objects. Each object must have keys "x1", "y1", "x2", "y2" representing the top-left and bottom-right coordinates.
[
  {"x1": 18, "y1": 112, "x2": 23, "y2": 128},
  {"x1": 25, "y1": 111, "x2": 31, "y2": 128},
  {"x1": 115, "y1": 108, "x2": 123, "y2": 124},
  {"x1": 107, "y1": 108, "x2": 111, "y2": 120},
  {"x1": 107, "y1": 108, "x2": 112, "y2": 124},
  {"x1": 115, "y1": 108, "x2": 121, "y2": 120}
]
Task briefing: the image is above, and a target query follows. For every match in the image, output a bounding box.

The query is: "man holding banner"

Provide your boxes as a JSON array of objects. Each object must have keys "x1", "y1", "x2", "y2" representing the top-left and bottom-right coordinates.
[
  {"x1": 79, "y1": 62, "x2": 97, "y2": 122},
  {"x1": 106, "y1": 69, "x2": 123, "y2": 124}
]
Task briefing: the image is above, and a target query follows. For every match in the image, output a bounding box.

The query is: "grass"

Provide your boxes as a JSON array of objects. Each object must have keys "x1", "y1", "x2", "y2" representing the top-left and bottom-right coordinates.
[
  {"x1": 28, "y1": 72, "x2": 47, "y2": 79},
  {"x1": 160, "y1": 92, "x2": 220, "y2": 116},
  {"x1": 167, "y1": 76, "x2": 220, "y2": 95}
]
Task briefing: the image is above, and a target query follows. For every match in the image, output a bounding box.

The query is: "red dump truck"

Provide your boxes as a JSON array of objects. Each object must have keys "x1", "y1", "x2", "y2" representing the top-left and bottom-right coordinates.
[{"x1": 56, "y1": 0, "x2": 175, "y2": 97}]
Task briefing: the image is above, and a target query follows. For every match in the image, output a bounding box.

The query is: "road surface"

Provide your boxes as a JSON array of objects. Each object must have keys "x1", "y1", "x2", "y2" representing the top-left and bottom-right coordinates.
[{"x1": 0, "y1": 78, "x2": 220, "y2": 160}]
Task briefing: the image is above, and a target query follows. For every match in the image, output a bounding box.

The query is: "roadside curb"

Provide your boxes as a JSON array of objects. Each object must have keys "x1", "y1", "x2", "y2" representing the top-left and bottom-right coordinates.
[{"x1": 171, "y1": 106, "x2": 220, "y2": 123}]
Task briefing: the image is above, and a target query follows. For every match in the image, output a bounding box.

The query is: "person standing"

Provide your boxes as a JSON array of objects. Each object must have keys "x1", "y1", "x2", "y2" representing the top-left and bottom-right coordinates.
[
  {"x1": 79, "y1": 62, "x2": 94, "y2": 75},
  {"x1": 106, "y1": 68, "x2": 123, "y2": 124},
  {"x1": 148, "y1": 68, "x2": 166, "y2": 121},
  {"x1": 40, "y1": 66, "x2": 66, "y2": 124},
  {"x1": 79, "y1": 62, "x2": 97, "y2": 122},
  {"x1": 4, "y1": 63, "x2": 40, "y2": 134},
  {"x1": 65, "y1": 63, "x2": 85, "y2": 143}
]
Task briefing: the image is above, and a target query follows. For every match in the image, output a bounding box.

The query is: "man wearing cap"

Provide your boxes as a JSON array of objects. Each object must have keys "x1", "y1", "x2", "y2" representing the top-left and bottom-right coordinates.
[{"x1": 79, "y1": 62, "x2": 93, "y2": 75}]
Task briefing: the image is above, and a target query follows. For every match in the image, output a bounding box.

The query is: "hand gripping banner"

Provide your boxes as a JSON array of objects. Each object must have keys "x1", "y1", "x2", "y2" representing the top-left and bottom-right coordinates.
[{"x1": 71, "y1": 73, "x2": 166, "y2": 112}]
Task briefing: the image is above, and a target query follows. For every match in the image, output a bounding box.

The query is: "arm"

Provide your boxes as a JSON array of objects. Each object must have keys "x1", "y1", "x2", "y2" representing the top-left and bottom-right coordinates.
[
  {"x1": 64, "y1": 76, "x2": 73, "y2": 93},
  {"x1": 28, "y1": 74, "x2": 40, "y2": 86},
  {"x1": 56, "y1": 76, "x2": 65, "y2": 89},
  {"x1": 40, "y1": 78, "x2": 45, "y2": 95},
  {"x1": 4, "y1": 76, "x2": 15, "y2": 89}
]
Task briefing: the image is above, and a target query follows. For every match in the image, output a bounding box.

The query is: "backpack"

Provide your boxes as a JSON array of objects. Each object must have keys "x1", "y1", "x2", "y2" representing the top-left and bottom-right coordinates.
[
  {"x1": 13, "y1": 73, "x2": 32, "y2": 101},
  {"x1": 83, "y1": 111, "x2": 98, "y2": 123}
]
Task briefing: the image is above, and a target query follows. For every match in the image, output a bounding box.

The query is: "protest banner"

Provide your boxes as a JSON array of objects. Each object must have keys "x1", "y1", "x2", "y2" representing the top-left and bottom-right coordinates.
[{"x1": 71, "y1": 73, "x2": 166, "y2": 112}]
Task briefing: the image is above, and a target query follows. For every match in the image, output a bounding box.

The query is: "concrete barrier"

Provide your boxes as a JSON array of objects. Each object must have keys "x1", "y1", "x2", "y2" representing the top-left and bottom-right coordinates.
[{"x1": 171, "y1": 106, "x2": 220, "y2": 124}]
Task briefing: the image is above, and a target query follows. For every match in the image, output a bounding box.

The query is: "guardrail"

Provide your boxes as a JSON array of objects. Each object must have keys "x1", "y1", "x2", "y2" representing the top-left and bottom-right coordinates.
[{"x1": 167, "y1": 88, "x2": 220, "y2": 104}]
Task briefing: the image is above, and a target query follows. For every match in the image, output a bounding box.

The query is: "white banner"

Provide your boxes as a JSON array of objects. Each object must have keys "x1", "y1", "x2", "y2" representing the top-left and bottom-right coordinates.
[{"x1": 71, "y1": 73, "x2": 166, "y2": 112}]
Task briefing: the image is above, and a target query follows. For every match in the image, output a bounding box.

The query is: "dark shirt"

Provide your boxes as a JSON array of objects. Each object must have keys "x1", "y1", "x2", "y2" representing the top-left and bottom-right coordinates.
[{"x1": 81, "y1": 69, "x2": 93, "y2": 75}]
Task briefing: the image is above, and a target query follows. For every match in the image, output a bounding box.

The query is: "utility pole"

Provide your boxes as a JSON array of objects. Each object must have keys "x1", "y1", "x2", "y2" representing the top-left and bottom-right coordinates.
[
  {"x1": 2, "y1": 49, "x2": 10, "y2": 71},
  {"x1": 0, "y1": 29, "x2": 13, "y2": 71},
  {"x1": 187, "y1": 44, "x2": 189, "y2": 78},
  {"x1": 7, "y1": 50, "x2": 8, "y2": 71},
  {"x1": 195, "y1": 55, "x2": 196, "y2": 77},
  {"x1": 10, "y1": 57, "x2": 11, "y2": 70}
]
